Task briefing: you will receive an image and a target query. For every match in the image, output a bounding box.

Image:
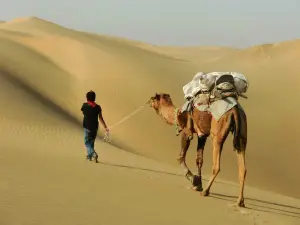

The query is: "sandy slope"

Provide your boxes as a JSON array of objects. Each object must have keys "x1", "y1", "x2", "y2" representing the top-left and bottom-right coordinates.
[
  {"x1": 0, "y1": 17, "x2": 299, "y2": 224},
  {"x1": 1, "y1": 70, "x2": 299, "y2": 225}
]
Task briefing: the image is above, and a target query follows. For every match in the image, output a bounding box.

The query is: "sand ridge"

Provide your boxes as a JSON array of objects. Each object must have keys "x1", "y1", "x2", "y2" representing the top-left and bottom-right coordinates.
[{"x1": 0, "y1": 17, "x2": 299, "y2": 225}]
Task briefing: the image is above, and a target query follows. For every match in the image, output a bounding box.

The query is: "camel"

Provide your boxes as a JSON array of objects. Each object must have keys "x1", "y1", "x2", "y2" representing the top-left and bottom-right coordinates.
[{"x1": 147, "y1": 92, "x2": 247, "y2": 207}]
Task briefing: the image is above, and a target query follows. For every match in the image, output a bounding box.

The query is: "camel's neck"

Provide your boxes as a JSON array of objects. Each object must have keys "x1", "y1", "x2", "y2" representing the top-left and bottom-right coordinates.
[{"x1": 157, "y1": 105, "x2": 178, "y2": 125}]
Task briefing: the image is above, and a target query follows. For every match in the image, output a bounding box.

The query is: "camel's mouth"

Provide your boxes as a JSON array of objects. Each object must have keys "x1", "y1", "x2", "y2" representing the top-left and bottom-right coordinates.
[
  {"x1": 146, "y1": 99, "x2": 153, "y2": 107},
  {"x1": 149, "y1": 101, "x2": 158, "y2": 111},
  {"x1": 147, "y1": 97, "x2": 160, "y2": 115}
]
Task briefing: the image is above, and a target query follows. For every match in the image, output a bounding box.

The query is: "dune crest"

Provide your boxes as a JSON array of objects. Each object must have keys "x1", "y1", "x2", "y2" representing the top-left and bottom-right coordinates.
[{"x1": 0, "y1": 16, "x2": 299, "y2": 225}]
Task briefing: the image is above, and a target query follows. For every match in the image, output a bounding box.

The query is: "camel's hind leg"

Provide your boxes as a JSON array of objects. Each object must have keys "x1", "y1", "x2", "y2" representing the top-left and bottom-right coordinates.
[
  {"x1": 233, "y1": 106, "x2": 247, "y2": 207},
  {"x1": 236, "y1": 149, "x2": 247, "y2": 207},
  {"x1": 201, "y1": 116, "x2": 231, "y2": 196},
  {"x1": 201, "y1": 134, "x2": 224, "y2": 196}
]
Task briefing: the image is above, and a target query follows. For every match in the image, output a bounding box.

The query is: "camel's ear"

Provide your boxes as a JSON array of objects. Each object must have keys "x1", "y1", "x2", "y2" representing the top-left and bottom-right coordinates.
[
  {"x1": 162, "y1": 94, "x2": 171, "y2": 101},
  {"x1": 155, "y1": 93, "x2": 160, "y2": 100}
]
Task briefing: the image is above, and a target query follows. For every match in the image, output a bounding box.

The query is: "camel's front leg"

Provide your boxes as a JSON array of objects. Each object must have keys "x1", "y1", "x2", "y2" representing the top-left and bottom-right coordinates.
[
  {"x1": 193, "y1": 135, "x2": 207, "y2": 191},
  {"x1": 177, "y1": 132, "x2": 193, "y2": 182}
]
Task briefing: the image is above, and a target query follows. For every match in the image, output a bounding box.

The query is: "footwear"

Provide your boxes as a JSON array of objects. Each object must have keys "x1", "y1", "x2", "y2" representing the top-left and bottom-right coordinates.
[
  {"x1": 92, "y1": 152, "x2": 99, "y2": 163},
  {"x1": 94, "y1": 154, "x2": 99, "y2": 163}
]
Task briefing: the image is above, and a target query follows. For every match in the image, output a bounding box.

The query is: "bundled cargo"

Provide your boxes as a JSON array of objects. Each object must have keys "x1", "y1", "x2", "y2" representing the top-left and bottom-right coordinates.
[{"x1": 183, "y1": 71, "x2": 249, "y2": 99}]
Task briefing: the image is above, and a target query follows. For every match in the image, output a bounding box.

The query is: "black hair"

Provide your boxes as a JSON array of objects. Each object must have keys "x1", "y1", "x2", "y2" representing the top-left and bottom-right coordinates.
[{"x1": 86, "y1": 90, "x2": 96, "y2": 101}]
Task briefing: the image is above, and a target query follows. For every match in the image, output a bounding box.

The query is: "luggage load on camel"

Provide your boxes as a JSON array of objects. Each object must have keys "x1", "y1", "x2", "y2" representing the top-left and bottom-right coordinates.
[
  {"x1": 182, "y1": 71, "x2": 249, "y2": 100},
  {"x1": 181, "y1": 71, "x2": 249, "y2": 123}
]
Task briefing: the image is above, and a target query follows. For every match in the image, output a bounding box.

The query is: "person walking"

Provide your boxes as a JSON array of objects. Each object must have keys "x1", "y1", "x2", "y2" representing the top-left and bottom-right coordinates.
[{"x1": 80, "y1": 90, "x2": 109, "y2": 162}]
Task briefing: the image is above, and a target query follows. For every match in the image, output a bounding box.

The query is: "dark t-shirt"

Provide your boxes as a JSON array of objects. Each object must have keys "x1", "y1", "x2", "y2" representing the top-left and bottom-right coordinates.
[{"x1": 80, "y1": 102, "x2": 102, "y2": 131}]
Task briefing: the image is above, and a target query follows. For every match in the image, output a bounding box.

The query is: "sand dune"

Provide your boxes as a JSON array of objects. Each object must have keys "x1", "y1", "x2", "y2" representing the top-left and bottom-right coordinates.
[{"x1": 0, "y1": 17, "x2": 300, "y2": 225}]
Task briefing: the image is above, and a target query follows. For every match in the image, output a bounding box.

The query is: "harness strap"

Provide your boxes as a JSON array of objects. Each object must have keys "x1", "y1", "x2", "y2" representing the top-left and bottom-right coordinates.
[{"x1": 173, "y1": 108, "x2": 181, "y2": 135}]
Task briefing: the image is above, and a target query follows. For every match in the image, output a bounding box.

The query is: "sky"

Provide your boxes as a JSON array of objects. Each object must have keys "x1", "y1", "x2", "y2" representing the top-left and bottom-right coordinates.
[{"x1": 1, "y1": 0, "x2": 300, "y2": 48}]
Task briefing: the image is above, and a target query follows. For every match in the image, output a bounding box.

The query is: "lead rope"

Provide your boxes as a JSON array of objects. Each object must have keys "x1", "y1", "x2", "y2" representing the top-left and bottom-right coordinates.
[{"x1": 102, "y1": 101, "x2": 149, "y2": 143}]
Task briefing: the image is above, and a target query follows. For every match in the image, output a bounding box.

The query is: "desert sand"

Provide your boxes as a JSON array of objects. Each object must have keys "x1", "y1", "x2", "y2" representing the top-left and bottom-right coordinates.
[{"x1": 0, "y1": 17, "x2": 299, "y2": 225}]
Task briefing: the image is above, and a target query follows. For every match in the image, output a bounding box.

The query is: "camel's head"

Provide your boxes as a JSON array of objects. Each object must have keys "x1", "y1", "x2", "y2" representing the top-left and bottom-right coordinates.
[{"x1": 148, "y1": 93, "x2": 173, "y2": 113}]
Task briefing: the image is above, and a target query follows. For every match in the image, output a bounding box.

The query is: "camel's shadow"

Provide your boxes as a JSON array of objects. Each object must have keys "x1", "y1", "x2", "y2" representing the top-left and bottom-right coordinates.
[
  {"x1": 98, "y1": 160, "x2": 300, "y2": 219},
  {"x1": 99, "y1": 161, "x2": 184, "y2": 178},
  {"x1": 210, "y1": 193, "x2": 300, "y2": 219},
  {"x1": 98, "y1": 161, "x2": 234, "y2": 185}
]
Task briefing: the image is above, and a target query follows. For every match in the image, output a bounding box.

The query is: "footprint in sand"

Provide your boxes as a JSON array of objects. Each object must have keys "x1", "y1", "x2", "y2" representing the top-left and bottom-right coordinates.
[{"x1": 227, "y1": 203, "x2": 267, "y2": 225}]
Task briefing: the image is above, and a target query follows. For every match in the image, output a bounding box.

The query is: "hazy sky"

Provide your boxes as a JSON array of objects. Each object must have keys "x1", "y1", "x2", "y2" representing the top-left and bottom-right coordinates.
[{"x1": 1, "y1": 0, "x2": 300, "y2": 47}]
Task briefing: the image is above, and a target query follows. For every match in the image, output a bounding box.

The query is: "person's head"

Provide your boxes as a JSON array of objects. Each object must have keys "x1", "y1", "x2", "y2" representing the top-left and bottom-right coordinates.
[{"x1": 86, "y1": 90, "x2": 96, "y2": 102}]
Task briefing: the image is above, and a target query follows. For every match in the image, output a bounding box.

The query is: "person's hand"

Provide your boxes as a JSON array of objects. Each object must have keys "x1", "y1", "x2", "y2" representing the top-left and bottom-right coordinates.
[{"x1": 105, "y1": 127, "x2": 109, "y2": 132}]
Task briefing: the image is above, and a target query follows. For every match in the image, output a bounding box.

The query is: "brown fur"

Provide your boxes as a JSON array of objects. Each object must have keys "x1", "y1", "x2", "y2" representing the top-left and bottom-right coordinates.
[{"x1": 148, "y1": 93, "x2": 247, "y2": 207}]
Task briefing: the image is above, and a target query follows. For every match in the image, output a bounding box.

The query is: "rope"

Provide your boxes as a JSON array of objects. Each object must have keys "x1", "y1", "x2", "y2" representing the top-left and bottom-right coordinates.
[{"x1": 101, "y1": 102, "x2": 148, "y2": 142}]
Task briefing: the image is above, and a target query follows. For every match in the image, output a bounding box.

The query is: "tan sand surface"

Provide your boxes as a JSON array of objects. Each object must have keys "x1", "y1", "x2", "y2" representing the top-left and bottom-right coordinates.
[{"x1": 0, "y1": 17, "x2": 299, "y2": 225}]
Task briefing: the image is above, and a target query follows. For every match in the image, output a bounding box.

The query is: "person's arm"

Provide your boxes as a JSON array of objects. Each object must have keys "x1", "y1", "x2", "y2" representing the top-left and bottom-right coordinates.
[{"x1": 98, "y1": 110, "x2": 109, "y2": 131}]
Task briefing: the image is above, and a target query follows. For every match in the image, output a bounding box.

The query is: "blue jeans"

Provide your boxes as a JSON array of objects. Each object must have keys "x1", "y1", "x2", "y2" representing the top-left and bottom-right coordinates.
[{"x1": 84, "y1": 128, "x2": 98, "y2": 159}]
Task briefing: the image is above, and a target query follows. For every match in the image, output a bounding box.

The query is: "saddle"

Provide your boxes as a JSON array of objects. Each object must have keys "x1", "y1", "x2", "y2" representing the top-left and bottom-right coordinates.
[{"x1": 210, "y1": 74, "x2": 245, "y2": 102}]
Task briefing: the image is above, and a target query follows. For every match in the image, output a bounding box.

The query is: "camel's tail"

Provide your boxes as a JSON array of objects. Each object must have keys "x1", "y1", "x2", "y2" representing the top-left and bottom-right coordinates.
[{"x1": 231, "y1": 105, "x2": 247, "y2": 152}]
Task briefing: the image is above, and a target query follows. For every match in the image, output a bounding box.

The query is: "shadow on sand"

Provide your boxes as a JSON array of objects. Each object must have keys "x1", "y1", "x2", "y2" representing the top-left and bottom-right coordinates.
[
  {"x1": 99, "y1": 160, "x2": 241, "y2": 187},
  {"x1": 211, "y1": 193, "x2": 300, "y2": 219},
  {"x1": 98, "y1": 161, "x2": 300, "y2": 219},
  {"x1": 0, "y1": 69, "x2": 142, "y2": 156}
]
